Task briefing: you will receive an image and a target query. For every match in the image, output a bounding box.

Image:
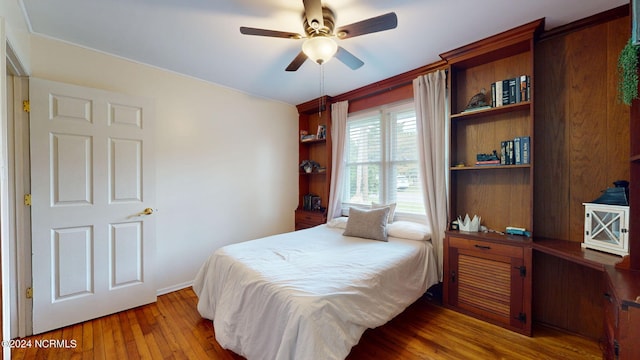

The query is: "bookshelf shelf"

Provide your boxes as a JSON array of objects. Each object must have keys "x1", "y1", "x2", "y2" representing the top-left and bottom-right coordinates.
[
  {"x1": 451, "y1": 102, "x2": 531, "y2": 120},
  {"x1": 300, "y1": 138, "x2": 326, "y2": 145},
  {"x1": 299, "y1": 171, "x2": 327, "y2": 176},
  {"x1": 450, "y1": 164, "x2": 531, "y2": 171}
]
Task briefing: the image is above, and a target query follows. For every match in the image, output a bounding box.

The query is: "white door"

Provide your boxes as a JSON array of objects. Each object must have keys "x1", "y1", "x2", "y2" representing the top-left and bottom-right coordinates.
[{"x1": 29, "y1": 78, "x2": 156, "y2": 334}]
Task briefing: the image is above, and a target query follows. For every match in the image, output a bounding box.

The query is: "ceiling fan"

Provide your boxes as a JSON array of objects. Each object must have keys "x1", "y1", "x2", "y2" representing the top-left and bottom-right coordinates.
[{"x1": 239, "y1": 0, "x2": 398, "y2": 71}]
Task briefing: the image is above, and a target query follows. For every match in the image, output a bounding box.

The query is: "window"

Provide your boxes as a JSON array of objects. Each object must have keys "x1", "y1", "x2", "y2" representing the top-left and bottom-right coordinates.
[{"x1": 341, "y1": 101, "x2": 424, "y2": 216}]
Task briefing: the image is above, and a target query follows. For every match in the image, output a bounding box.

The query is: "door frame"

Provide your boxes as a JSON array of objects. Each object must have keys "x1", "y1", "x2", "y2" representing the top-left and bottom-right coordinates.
[
  {"x1": 4, "y1": 25, "x2": 32, "y2": 349},
  {"x1": 8, "y1": 75, "x2": 31, "y2": 338}
]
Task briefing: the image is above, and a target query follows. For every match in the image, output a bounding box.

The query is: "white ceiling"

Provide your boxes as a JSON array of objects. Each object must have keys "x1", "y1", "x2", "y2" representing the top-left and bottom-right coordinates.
[{"x1": 20, "y1": 0, "x2": 628, "y2": 106}]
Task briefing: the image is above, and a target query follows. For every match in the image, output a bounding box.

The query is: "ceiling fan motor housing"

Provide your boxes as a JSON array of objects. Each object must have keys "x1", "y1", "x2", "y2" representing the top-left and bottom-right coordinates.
[{"x1": 304, "y1": 7, "x2": 336, "y2": 37}]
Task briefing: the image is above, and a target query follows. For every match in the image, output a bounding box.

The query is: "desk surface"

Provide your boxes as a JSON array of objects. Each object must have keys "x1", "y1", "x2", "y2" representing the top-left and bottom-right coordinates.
[
  {"x1": 533, "y1": 237, "x2": 622, "y2": 270},
  {"x1": 533, "y1": 237, "x2": 640, "y2": 307}
]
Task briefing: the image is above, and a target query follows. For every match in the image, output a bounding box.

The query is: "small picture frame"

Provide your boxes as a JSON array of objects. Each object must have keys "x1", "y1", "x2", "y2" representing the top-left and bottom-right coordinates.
[
  {"x1": 317, "y1": 125, "x2": 327, "y2": 140},
  {"x1": 311, "y1": 196, "x2": 322, "y2": 211}
]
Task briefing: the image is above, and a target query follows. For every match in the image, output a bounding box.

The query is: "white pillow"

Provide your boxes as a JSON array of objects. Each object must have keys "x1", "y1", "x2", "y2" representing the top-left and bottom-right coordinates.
[
  {"x1": 387, "y1": 221, "x2": 431, "y2": 241},
  {"x1": 326, "y1": 217, "x2": 348, "y2": 229},
  {"x1": 371, "y1": 202, "x2": 397, "y2": 223}
]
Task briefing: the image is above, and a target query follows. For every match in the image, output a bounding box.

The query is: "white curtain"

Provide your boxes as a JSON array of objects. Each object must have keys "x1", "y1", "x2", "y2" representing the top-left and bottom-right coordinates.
[
  {"x1": 413, "y1": 70, "x2": 448, "y2": 281},
  {"x1": 327, "y1": 100, "x2": 349, "y2": 220}
]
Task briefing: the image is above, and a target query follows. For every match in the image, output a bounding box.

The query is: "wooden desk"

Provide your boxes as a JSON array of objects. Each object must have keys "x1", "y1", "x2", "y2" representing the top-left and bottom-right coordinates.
[{"x1": 533, "y1": 238, "x2": 640, "y2": 359}]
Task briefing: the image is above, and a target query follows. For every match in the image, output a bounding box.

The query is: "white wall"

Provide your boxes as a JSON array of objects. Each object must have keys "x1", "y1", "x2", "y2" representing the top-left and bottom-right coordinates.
[
  {"x1": 29, "y1": 35, "x2": 299, "y2": 292},
  {"x1": 0, "y1": 1, "x2": 31, "y2": 72}
]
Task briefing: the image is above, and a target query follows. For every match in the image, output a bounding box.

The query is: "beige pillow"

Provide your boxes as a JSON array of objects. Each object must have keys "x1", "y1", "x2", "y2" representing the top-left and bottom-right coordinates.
[
  {"x1": 343, "y1": 207, "x2": 390, "y2": 241},
  {"x1": 372, "y1": 202, "x2": 396, "y2": 223}
]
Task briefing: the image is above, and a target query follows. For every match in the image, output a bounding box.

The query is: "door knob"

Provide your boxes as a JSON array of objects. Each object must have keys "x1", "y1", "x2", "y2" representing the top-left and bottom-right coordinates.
[{"x1": 137, "y1": 208, "x2": 153, "y2": 216}]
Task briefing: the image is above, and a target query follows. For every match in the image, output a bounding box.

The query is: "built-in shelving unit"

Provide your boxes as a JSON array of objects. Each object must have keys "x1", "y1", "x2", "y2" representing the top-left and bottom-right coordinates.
[
  {"x1": 441, "y1": 19, "x2": 544, "y2": 337},
  {"x1": 295, "y1": 96, "x2": 332, "y2": 230}
]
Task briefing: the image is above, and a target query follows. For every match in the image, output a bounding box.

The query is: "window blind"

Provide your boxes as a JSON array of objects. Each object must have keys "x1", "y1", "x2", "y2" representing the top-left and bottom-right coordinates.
[{"x1": 342, "y1": 101, "x2": 425, "y2": 216}]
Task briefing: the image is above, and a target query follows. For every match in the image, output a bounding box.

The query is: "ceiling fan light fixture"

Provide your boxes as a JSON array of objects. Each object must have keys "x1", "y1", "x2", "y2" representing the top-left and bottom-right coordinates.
[{"x1": 302, "y1": 36, "x2": 338, "y2": 64}]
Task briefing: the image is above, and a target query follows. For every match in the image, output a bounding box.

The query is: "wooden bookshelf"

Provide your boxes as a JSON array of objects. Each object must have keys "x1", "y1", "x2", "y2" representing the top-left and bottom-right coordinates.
[{"x1": 441, "y1": 18, "x2": 544, "y2": 336}]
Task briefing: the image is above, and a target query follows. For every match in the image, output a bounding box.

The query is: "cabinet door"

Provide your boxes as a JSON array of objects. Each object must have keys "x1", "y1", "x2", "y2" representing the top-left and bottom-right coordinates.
[
  {"x1": 603, "y1": 279, "x2": 619, "y2": 360},
  {"x1": 446, "y1": 237, "x2": 529, "y2": 334},
  {"x1": 619, "y1": 304, "x2": 640, "y2": 360}
]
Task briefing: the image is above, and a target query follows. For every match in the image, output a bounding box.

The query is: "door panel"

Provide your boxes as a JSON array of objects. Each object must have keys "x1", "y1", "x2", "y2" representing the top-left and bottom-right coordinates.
[
  {"x1": 110, "y1": 222, "x2": 143, "y2": 288},
  {"x1": 53, "y1": 226, "x2": 93, "y2": 300},
  {"x1": 52, "y1": 134, "x2": 92, "y2": 205},
  {"x1": 30, "y1": 78, "x2": 156, "y2": 334},
  {"x1": 110, "y1": 138, "x2": 142, "y2": 202}
]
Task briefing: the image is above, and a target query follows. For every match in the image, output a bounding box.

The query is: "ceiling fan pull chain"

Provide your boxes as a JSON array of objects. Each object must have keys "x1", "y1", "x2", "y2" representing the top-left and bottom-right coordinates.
[{"x1": 318, "y1": 64, "x2": 325, "y2": 119}]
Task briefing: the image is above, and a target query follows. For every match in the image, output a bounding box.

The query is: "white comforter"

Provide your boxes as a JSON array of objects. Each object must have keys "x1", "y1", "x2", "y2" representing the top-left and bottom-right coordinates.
[{"x1": 193, "y1": 224, "x2": 439, "y2": 360}]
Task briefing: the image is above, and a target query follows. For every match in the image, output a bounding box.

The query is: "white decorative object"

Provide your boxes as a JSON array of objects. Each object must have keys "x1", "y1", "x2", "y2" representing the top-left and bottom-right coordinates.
[
  {"x1": 583, "y1": 203, "x2": 629, "y2": 256},
  {"x1": 457, "y1": 214, "x2": 481, "y2": 232}
]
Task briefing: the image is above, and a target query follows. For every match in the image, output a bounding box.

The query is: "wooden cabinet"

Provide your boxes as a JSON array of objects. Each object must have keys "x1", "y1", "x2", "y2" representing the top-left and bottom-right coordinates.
[
  {"x1": 444, "y1": 231, "x2": 532, "y2": 335},
  {"x1": 603, "y1": 267, "x2": 640, "y2": 359},
  {"x1": 295, "y1": 208, "x2": 327, "y2": 231},
  {"x1": 628, "y1": 38, "x2": 640, "y2": 271},
  {"x1": 295, "y1": 96, "x2": 332, "y2": 230}
]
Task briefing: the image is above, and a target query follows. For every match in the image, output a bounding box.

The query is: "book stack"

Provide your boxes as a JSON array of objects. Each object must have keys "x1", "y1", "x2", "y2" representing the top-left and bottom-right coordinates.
[
  {"x1": 303, "y1": 194, "x2": 322, "y2": 211},
  {"x1": 500, "y1": 136, "x2": 530, "y2": 165},
  {"x1": 490, "y1": 75, "x2": 530, "y2": 107}
]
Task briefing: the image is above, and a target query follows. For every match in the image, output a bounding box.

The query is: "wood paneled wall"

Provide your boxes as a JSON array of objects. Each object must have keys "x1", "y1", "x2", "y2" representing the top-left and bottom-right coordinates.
[
  {"x1": 534, "y1": 12, "x2": 630, "y2": 242},
  {"x1": 532, "y1": 7, "x2": 629, "y2": 339}
]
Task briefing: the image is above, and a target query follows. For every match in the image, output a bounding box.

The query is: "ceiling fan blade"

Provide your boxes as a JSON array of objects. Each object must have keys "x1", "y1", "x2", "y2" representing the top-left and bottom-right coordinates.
[
  {"x1": 286, "y1": 51, "x2": 308, "y2": 71},
  {"x1": 335, "y1": 47, "x2": 364, "y2": 70},
  {"x1": 240, "y1": 26, "x2": 303, "y2": 39},
  {"x1": 335, "y1": 12, "x2": 398, "y2": 39},
  {"x1": 303, "y1": 0, "x2": 324, "y2": 30}
]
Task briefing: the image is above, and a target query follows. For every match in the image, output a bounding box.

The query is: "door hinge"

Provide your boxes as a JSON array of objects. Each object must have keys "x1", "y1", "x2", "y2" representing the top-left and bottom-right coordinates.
[
  {"x1": 515, "y1": 265, "x2": 526, "y2": 277},
  {"x1": 24, "y1": 194, "x2": 31, "y2": 206},
  {"x1": 23, "y1": 100, "x2": 30, "y2": 113},
  {"x1": 26, "y1": 287, "x2": 33, "y2": 299},
  {"x1": 516, "y1": 312, "x2": 527, "y2": 323}
]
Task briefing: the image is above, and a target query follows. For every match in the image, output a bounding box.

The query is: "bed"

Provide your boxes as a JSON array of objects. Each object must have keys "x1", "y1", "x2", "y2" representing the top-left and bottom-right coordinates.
[{"x1": 193, "y1": 208, "x2": 439, "y2": 360}]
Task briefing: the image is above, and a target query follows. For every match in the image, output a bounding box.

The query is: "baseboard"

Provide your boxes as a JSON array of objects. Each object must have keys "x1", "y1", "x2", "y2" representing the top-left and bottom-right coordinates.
[{"x1": 156, "y1": 281, "x2": 193, "y2": 296}]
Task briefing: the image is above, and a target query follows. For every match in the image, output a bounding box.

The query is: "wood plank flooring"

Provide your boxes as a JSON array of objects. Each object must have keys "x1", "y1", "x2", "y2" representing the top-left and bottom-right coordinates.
[{"x1": 11, "y1": 288, "x2": 601, "y2": 359}]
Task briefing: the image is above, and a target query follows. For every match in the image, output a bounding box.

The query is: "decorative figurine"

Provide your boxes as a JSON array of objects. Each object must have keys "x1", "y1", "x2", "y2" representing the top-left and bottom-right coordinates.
[
  {"x1": 465, "y1": 88, "x2": 488, "y2": 110},
  {"x1": 477, "y1": 150, "x2": 499, "y2": 162}
]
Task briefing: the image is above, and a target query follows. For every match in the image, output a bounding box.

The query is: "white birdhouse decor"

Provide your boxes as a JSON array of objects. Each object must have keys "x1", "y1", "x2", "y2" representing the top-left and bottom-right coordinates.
[{"x1": 582, "y1": 203, "x2": 630, "y2": 256}]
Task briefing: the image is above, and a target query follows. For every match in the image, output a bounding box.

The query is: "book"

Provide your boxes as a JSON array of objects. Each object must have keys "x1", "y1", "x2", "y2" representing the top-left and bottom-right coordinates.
[
  {"x1": 462, "y1": 105, "x2": 491, "y2": 113},
  {"x1": 519, "y1": 75, "x2": 530, "y2": 102},
  {"x1": 475, "y1": 160, "x2": 501, "y2": 166},
  {"x1": 509, "y1": 78, "x2": 518, "y2": 104},
  {"x1": 507, "y1": 140, "x2": 514, "y2": 165},
  {"x1": 496, "y1": 81, "x2": 503, "y2": 107},
  {"x1": 491, "y1": 82, "x2": 496, "y2": 107},
  {"x1": 514, "y1": 137, "x2": 522, "y2": 164},
  {"x1": 500, "y1": 141, "x2": 507, "y2": 165},
  {"x1": 512, "y1": 136, "x2": 531, "y2": 164},
  {"x1": 502, "y1": 79, "x2": 511, "y2": 105},
  {"x1": 521, "y1": 136, "x2": 530, "y2": 164}
]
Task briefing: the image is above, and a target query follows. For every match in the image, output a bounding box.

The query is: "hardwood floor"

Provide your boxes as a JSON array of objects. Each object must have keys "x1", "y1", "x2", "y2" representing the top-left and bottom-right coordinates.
[{"x1": 12, "y1": 288, "x2": 601, "y2": 359}]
